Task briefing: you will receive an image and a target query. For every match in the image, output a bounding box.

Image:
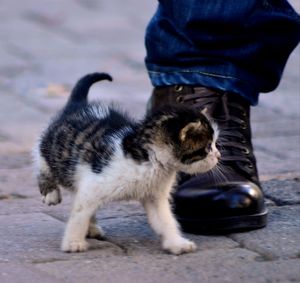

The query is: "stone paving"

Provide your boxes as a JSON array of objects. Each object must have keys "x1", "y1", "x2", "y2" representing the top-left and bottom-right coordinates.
[{"x1": 0, "y1": 1, "x2": 299, "y2": 282}]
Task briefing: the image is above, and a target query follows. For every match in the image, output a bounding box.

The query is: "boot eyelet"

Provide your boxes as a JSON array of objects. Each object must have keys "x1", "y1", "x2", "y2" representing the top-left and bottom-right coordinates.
[
  {"x1": 241, "y1": 139, "x2": 247, "y2": 144},
  {"x1": 174, "y1": 85, "x2": 184, "y2": 92},
  {"x1": 241, "y1": 111, "x2": 247, "y2": 117},
  {"x1": 241, "y1": 122, "x2": 247, "y2": 130},
  {"x1": 242, "y1": 148, "x2": 250, "y2": 155},
  {"x1": 248, "y1": 163, "x2": 254, "y2": 169},
  {"x1": 176, "y1": 95, "x2": 184, "y2": 103}
]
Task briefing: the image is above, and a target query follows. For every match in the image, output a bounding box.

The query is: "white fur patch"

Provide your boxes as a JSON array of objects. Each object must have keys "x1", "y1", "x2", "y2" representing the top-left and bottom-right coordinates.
[
  {"x1": 89, "y1": 104, "x2": 109, "y2": 119},
  {"x1": 31, "y1": 141, "x2": 43, "y2": 173}
]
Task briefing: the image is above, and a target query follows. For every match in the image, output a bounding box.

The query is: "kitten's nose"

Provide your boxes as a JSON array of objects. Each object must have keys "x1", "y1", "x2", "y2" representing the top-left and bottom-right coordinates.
[{"x1": 216, "y1": 150, "x2": 221, "y2": 160}]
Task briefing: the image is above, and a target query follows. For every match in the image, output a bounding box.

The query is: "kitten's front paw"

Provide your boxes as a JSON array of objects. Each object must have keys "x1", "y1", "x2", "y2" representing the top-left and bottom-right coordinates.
[
  {"x1": 42, "y1": 190, "x2": 61, "y2": 206},
  {"x1": 163, "y1": 237, "x2": 197, "y2": 255},
  {"x1": 61, "y1": 239, "x2": 89, "y2": 253}
]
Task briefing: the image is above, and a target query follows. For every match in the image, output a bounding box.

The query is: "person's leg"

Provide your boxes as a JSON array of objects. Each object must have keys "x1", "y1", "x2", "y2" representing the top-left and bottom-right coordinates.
[
  {"x1": 145, "y1": 0, "x2": 300, "y2": 233},
  {"x1": 146, "y1": 0, "x2": 300, "y2": 105}
]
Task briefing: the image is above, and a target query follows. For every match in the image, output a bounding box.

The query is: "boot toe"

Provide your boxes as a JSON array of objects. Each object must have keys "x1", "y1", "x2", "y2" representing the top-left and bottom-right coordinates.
[{"x1": 174, "y1": 181, "x2": 268, "y2": 234}]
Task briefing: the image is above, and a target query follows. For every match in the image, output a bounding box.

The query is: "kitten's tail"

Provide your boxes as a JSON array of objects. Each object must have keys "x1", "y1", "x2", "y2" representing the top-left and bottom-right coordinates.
[{"x1": 66, "y1": 72, "x2": 113, "y2": 107}]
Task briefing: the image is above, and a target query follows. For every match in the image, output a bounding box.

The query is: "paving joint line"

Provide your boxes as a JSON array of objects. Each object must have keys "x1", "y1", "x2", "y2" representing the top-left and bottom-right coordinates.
[{"x1": 227, "y1": 235, "x2": 279, "y2": 262}]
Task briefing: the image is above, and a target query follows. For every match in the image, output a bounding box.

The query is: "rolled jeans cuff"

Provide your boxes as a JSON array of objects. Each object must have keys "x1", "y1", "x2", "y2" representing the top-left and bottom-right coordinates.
[{"x1": 147, "y1": 64, "x2": 260, "y2": 106}]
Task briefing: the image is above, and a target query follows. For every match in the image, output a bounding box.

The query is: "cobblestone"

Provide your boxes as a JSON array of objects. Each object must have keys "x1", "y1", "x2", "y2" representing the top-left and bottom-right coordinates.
[{"x1": 0, "y1": 0, "x2": 299, "y2": 282}]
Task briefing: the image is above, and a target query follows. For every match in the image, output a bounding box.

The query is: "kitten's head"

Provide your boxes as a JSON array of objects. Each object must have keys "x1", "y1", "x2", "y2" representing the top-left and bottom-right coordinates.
[{"x1": 145, "y1": 106, "x2": 220, "y2": 174}]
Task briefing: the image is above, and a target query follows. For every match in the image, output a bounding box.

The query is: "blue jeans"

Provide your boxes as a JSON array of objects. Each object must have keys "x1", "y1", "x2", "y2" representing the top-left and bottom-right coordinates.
[{"x1": 145, "y1": 0, "x2": 300, "y2": 105}]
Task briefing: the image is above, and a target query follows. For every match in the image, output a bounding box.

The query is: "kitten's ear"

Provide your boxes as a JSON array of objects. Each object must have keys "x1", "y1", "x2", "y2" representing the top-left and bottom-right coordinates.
[
  {"x1": 179, "y1": 121, "x2": 203, "y2": 143},
  {"x1": 201, "y1": 107, "x2": 208, "y2": 116}
]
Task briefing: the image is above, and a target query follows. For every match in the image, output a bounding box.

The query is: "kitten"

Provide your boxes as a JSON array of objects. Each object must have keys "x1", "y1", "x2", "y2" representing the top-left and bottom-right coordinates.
[{"x1": 34, "y1": 73, "x2": 220, "y2": 255}]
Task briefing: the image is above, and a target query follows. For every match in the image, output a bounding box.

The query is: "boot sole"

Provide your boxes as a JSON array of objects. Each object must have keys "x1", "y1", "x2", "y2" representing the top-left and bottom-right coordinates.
[{"x1": 177, "y1": 208, "x2": 268, "y2": 235}]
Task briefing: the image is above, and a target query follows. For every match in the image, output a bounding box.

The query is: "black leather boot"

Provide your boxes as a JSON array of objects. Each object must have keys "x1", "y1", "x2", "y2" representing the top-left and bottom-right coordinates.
[{"x1": 148, "y1": 85, "x2": 268, "y2": 233}]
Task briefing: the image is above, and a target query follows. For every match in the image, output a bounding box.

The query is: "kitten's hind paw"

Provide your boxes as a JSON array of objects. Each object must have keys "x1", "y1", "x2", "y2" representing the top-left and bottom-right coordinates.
[
  {"x1": 42, "y1": 190, "x2": 61, "y2": 206},
  {"x1": 61, "y1": 239, "x2": 89, "y2": 253},
  {"x1": 163, "y1": 237, "x2": 197, "y2": 255},
  {"x1": 86, "y1": 225, "x2": 106, "y2": 241}
]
